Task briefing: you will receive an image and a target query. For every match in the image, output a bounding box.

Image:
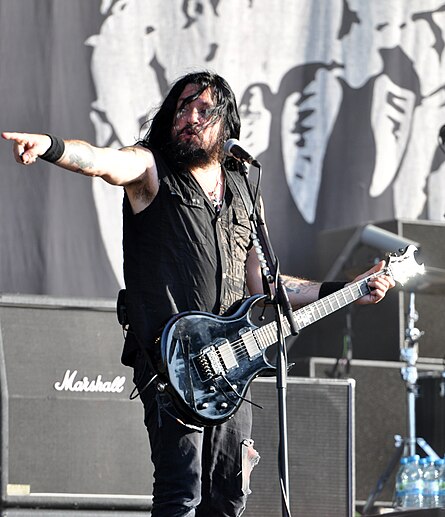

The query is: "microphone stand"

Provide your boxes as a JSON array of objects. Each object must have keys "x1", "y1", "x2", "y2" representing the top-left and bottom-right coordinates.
[{"x1": 238, "y1": 161, "x2": 298, "y2": 517}]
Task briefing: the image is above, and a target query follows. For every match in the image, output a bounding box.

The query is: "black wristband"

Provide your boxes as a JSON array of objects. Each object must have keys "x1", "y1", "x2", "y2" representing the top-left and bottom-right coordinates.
[
  {"x1": 39, "y1": 134, "x2": 65, "y2": 163},
  {"x1": 319, "y1": 281, "x2": 347, "y2": 299}
]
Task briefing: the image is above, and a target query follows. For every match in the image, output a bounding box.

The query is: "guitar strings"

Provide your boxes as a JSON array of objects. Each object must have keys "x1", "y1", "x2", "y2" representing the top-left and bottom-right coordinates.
[{"x1": 215, "y1": 281, "x2": 369, "y2": 365}]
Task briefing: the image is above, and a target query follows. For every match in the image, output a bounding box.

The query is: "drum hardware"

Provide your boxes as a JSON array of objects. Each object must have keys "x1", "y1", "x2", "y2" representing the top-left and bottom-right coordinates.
[
  {"x1": 362, "y1": 291, "x2": 440, "y2": 515},
  {"x1": 400, "y1": 292, "x2": 427, "y2": 457},
  {"x1": 333, "y1": 252, "x2": 445, "y2": 513},
  {"x1": 397, "y1": 293, "x2": 441, "y2": 459}
]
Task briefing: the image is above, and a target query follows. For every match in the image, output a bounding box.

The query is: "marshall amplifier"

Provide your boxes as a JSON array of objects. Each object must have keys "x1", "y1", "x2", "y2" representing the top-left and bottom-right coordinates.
[
  {"x1": 1, "y1": 511, "x2": 150, "y2": 517},
  {"x1": 292, "y1": 357, "x2": 445, "y2": 507},
  {"x1": 0, "y1": 294, "x2": 153, "y2": 513},
  {"x1": 245, "y1": 377, "x2": 355, "y2": 517}
]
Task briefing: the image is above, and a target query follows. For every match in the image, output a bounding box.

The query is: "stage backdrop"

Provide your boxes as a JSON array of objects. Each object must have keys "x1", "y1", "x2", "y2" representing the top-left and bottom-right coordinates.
[{"x1": 1, "y1": 0, "x2": 445, "y2": 297}]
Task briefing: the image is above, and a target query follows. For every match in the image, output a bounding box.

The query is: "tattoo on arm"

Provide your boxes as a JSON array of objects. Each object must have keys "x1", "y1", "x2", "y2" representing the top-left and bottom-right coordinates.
[
  {"x1": 283, "y1": 279, "x2": 302, "y2": 294},
  {"x1": 67, "y1": 143, "x2": 95, "y2": 175},
  {"x1": 283, "y1": 277, "x2": 319, "y2": 295}
]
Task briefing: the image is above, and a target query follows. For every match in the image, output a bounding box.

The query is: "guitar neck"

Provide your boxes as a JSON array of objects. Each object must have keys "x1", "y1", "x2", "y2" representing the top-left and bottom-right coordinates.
[{"x1": 254, "y1": 271, "x2": 386, "y2": 351}]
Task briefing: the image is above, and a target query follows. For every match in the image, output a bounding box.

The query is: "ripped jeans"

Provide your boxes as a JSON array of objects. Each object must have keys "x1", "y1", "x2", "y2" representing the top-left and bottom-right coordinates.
[{"x1": 135, "y1": 355, "x2": 259, "y2": 517}]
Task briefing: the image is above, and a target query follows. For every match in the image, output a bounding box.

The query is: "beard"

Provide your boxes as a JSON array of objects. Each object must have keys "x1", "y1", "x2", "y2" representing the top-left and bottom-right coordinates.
[{"x1": 166, "y1": 124, "x2": 225, "y2": 169}]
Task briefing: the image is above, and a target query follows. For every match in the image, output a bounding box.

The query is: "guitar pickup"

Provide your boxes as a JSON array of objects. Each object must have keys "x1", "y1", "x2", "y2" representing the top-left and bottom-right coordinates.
[
  {"x1": 239, "y1": 328, "x2": 261, "y2": 358},
  {"x1": 193, "y1": 340, "x2": 238, "y2": 381},
  {"x1": 216, "y1": 338, "x2": 238, "y2": 371}
]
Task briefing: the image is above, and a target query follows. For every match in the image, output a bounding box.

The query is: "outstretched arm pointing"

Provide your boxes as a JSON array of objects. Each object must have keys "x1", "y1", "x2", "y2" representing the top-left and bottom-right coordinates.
[
  {"x1": 2, "y1": 131, "x2": 160, "y2": 213},
  {"x1": 2, "y1": 131, "x2": 155, "y2": 185}
]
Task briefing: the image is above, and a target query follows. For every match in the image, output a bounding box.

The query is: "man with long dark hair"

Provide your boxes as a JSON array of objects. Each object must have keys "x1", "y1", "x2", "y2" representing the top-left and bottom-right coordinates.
[{"x1": 2, "y1": 70, "x2": 394, "y2": 516}]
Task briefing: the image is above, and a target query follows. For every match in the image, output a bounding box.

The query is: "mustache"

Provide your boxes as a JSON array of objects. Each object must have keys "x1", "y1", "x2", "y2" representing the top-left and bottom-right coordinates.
[{"x1": 178, "y1": 124, "x2": 201, "y2": 136}]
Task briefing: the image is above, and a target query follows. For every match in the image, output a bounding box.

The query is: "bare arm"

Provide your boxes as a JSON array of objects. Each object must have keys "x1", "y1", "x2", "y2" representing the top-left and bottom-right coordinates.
[
  {"x1": 2, "y1": 132, "x2": 159, "y2": 213},
  {"x1": 246, "y1": 247, "x2": 394, "y2": 308},
  {"x1": 245, "y1": 247, "x2": 322, "y2": 307},
  {"x1": 244, "y1": 200, "x2": 323, "y2": 307},
  {"x1": 57, "y1": 140, "x2": 152, "y2": 185},
  {"x1": 281, "y1": 275, "x2": 321, "y2": 308}
]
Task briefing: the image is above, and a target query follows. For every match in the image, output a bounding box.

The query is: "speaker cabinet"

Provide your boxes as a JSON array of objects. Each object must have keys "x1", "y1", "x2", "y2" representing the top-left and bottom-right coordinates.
[
  {"x1": 246, "y1": 377, "x2": 355, "y2": 517},
  {"x1": 1, "y1": 511, "x2": 150, "y2": 517},
  {"x1": 0, "y1": 294, "x2": 152, "y2": 512},
  {"x1": 292, "y1": 357, "x2": 445, "y2": 506},
  {"x1": 290, "y1": 219, "x2": 445, "y2": 362}
]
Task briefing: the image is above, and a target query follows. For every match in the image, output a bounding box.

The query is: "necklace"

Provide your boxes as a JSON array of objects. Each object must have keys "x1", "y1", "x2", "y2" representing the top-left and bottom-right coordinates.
[
  {"x1": 191, "y1": 165, "x2": 224, "y2": 210},
  {"x1": 208, "y1": 172, "x2": 223, "y2": 209}
]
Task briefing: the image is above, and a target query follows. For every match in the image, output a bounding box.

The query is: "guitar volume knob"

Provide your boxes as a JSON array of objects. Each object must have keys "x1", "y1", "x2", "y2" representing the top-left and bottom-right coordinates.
[{"x1": 156, "y1": 382, "x2": 167, "y2": 392}]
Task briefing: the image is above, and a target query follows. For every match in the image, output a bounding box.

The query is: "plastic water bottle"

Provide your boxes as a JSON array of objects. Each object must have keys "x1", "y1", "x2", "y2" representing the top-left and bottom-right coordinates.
[
  {"x1": 419, "y1": 457, "x2": 428, "y2": 505},
  {"x1": 437, "y1": 458, "x2": 445, "y2": 507},
  {"x1": 393, "y1": 456, "x2": 409, "y2": 508},
  {"x1": 422, "y1": 456, "x2": 440, "y2": 508},
  {"x1": 400, "y1": 454, "x2": 423, "y2": 509}
]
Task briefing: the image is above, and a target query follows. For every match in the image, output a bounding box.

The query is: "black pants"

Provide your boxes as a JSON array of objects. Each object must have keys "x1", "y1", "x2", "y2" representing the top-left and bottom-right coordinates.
[{"x1": 135, "y1": 357, "x2": 258, "y2": 517}]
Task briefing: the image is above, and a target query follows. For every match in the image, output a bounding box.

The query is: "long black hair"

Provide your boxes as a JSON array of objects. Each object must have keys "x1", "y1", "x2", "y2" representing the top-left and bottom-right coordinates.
[{"x1": 139, "y1": 70, "x2": 241, "y2": 170}]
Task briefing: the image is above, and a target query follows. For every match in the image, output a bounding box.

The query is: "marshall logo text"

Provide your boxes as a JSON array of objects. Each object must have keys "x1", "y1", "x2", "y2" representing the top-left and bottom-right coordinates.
[{"x1": 54, "y1": 369, "x2": 126, "y2": 393}]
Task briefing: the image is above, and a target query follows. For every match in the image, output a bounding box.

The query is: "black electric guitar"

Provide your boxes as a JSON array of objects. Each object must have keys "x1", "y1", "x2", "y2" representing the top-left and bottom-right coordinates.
[{"x1": 159, "y1": 245, "x2": 424, "y2": 426}]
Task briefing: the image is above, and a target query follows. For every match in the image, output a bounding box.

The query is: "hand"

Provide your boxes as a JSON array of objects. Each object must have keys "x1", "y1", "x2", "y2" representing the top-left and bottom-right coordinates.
[
  {"x1": 352, "y1": 260, "x2": 396, "y2": 305},
  {"x1": 2, "y1": 132, "x2": 51, "y2": 165}
]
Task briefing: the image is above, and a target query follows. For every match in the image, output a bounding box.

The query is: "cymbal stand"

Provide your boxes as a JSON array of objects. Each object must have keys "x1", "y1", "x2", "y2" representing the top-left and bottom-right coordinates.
[
  {"x1": 362, "y1": 292, "x2": 437, "y2": 514},
  {"x1": 400, "y1": 292, "x2": 439, "y2": 459},
  {"x1": 400, "y1": 291, "x2": 422, "y2": 457}
]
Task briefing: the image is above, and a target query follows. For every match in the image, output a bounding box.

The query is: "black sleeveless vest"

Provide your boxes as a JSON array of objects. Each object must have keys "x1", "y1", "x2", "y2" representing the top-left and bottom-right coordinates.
[{"x1": 121, "y1": 151, "x2": 253, "y2": 365}]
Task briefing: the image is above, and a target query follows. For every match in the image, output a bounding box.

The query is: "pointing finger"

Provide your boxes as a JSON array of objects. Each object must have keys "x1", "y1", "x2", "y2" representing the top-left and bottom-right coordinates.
[{"x1": 2, "y1": 131, "x2": 28, "y2": 141}]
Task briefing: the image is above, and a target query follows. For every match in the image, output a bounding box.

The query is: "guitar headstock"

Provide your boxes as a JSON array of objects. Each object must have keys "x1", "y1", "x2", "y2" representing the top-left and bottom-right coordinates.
[{"x1": 386, "y1": 245, "x2": 425, "y2": 285}]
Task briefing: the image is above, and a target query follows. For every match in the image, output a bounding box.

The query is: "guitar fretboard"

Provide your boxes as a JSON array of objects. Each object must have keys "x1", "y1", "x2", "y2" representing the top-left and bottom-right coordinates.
[{"x1": 253, "y1": 277, "x2": 372, "y2": 351}]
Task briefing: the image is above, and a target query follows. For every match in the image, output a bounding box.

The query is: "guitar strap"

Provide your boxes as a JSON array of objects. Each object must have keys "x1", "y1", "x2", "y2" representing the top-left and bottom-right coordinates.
[
  {"x1": 227, "y1": 167, "x2": 254, "y2": 216},
  {"x1": 116, "y1": 289, "x2": 160, "y2": 399}
]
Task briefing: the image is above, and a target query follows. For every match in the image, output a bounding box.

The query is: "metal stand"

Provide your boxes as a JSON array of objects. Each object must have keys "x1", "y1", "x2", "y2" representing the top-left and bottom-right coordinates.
[
  {"x1": 238, "y1": 161, "x2": 296, "y2": 517},
  {"x1": 400, "y1": 292, "x2": 439, "y2": 459},
  {"x1": 362, "y1": 292, "x2": 438, "y2": 515},
  {"x1": 400, "y1": 292, "x2": 423, "y2": 457}
]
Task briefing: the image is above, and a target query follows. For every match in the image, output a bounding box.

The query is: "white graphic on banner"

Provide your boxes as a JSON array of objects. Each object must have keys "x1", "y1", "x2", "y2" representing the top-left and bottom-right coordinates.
[{"x1": 84, "y1": 0, "x2": 445, "y2": 283}]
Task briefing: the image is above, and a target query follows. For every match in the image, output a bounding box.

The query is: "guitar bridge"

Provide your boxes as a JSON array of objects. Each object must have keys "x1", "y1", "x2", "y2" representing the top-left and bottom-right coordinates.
[{"x1": 193, "y1": 346, "x2": 224, "y2": 381}]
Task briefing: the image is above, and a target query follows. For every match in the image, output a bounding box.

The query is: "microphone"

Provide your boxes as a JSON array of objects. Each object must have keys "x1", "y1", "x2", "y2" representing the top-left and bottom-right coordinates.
[{"x1": 224, "y1": 139, "x2": 261, "y2": 168}]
